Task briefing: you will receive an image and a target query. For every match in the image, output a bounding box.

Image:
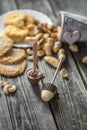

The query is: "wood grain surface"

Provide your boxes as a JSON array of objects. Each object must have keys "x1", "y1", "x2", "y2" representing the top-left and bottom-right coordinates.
[{"x1": 0, "y1": 0, "x2": 87, "y2": 130}]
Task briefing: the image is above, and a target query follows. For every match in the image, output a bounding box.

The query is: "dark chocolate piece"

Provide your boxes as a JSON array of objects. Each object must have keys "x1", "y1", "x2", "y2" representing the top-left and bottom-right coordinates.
[
  {"x1": 27, "y1": 68, "x2": 45, "y2": 86},
  {"x1": 41, "y1": 83, "x2": 58, "y2": 102},
  {"x1": 42, "y1": 83, "x2": 57, "y2": 93}
]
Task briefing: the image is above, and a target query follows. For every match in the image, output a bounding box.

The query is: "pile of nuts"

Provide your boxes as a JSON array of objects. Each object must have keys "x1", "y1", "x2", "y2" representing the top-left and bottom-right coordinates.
[
  {"x1": 26, "y1": 27, "x2": 66, "y2": 68},
  {"x1": 24, "y1": 21, "x2": 65, "y2": 68},
  {"x1": 0, "y1": 80, "x2": 17, "y2": 94},
  {"x1": 26, "y1": 29, "x2": 69, "y2": 79},
  {"x1": 26, "y1": 40, "x2": 66, "y2": 68}
]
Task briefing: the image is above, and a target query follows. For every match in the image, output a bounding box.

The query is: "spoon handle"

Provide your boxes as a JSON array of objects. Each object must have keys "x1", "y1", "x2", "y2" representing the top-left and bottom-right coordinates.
[
  {"x1": 33, "y1": 43, "x2": 37, "y2": 71},
  {"x1": 51, "y1": 59, "x2": 63, "y2": 84}
]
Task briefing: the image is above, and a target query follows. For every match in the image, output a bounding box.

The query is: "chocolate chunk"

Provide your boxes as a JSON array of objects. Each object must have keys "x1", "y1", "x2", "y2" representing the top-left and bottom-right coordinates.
[{"x1": 27, "y1": 68, "x2": 45, "y2": 86}]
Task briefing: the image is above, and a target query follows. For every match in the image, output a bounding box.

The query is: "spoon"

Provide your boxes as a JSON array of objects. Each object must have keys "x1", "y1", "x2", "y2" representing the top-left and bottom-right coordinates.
[{"x1": 41, "y1": 54, "x2": 66, "y2": 102}]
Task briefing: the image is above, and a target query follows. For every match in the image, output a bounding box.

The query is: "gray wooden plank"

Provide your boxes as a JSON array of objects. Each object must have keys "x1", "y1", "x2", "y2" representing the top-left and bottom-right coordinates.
[
  {"x1": 4, "y1": 63, "x2": 57, "y2": 130},
  {"x1": 0, "y1": 0, "x2": 57, "y2": 129},
  {"x1": 71, "y1": 43, "x2": 87, "y2": 89},
  {"x1": 47, "y1": 1, "x2": 87, "y2": 129},
  {"x1": 38, "y1": 47, "x2": 87, "y2": 130},
  {"x1": 0, "y1": 79, "x2": 13, "y2": 130},
  {"x1": 0, "y1": 1, "x2": 17, "y2": 130}
]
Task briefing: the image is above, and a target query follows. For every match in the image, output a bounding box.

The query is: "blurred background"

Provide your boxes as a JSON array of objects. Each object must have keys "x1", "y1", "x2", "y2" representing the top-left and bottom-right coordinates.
[{"x1": 0, "y1": 0, "x2": 87, "y2": 17}]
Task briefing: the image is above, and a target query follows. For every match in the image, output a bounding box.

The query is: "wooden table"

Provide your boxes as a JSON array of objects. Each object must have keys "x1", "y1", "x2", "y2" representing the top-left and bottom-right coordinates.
[{"x1": 0, "y1": 0, "x2": 87, "y2": 130}]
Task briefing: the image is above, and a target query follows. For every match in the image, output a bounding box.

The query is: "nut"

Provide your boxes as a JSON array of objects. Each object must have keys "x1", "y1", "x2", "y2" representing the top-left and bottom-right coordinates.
[
  {"x1": 57, "y1": 26, "x2": 61, "y2": 39},
  {"x1": 58, "y1": 54, "x2": 66, "y2": 62},
  {"x1": 47, "y1": 37, "x2": 54, "y2": 48},
  {"x1": 37, "y1": 50, "x2": 45, "y2": 57},
  {"x1": 35, "y1": 33, "x2": 43, "y2": 40},
  {"x1": 44, "y1": 43, "x2": 52, "y2": 56},
  {"x1": 24, "y1": 36, "x2": 37, "y2": 43},
  {"x1": 35, "y1": 20, "x2": 40, "y2": 25},
  {"x1": 28, "y1": 55, "x2": 33, "y2": 61},
  {"x1": 3, "y1": 81, "x2": 9, "y2": 86},
  {"x1": 33, "y1": 29, "x2": 39, "y2": 35},
  {"x1": 82, "y1": 56, "x2": 87, "y2": 64},
  {"x1": 3, "y1": 84, "x2": 12, "y2": 94},
  {"x1": 44, "y1": 37, "x2": 54, "y2": 56},
  {"x1": 0, "y1": 81, "x2": 9, "y2": 87},
  {"x1": 26, "y1": 48, "x2": 33, "y2": 55},
  {"x1": 60, "y1": 68, "x2": 69, "y2": 79},
  {"x1": 50, "y1": 32, "x2": 58, "y2": 38},
  {"x1": 47, "y1": 24, "x2": 54, "y2": 30},
  {"x1": 43, "y1": 33, "x2": 49, "y2": 40},
  {"x1": 38, "y1": 24, "x2": 51, "y2": 34},
  {"x1": 58, "y1": 48, "x2": 65, "y2": 57},
  {"x1": 44, "y1": 56, "x2": 58, "y2": 68},
  {"x1": 53, "y1": 28, "x2": 57, "y2": 32},
  {"x1": 53, "y1": 41, "x2": 62, "y2": 53},
  {"x1": 3, "y1": 84, "x2": 17, "y2": 94},
  {"x1": 24, "y1": 33, "x2": 42, "y2": 43},
  {"x1": 8, "y1": 85, "x2": 17, "y2": 93},
  {"x1": 0, "y1": 81, "x2": 3, "y2": 86},
  {"x1": 57, "y1": 26, "x2": 61, "y2": 32},
  {"x1": 37, "y1": 23, "x2": 58, "y2": 39},
  {"x1": 69, "y1": 44, "x2": 79, "y2": 52}
]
